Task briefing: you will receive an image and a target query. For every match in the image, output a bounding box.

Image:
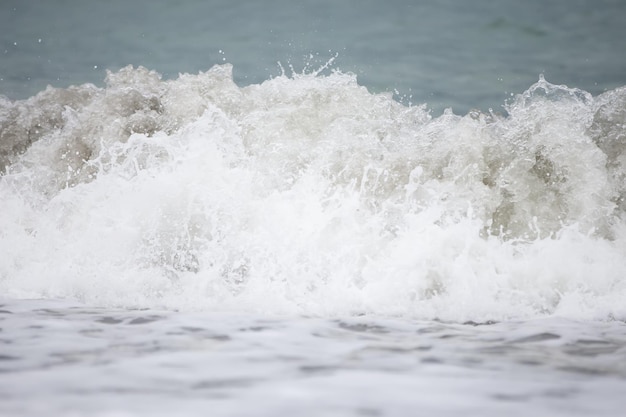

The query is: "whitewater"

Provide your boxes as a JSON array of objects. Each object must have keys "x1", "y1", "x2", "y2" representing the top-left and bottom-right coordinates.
[{"x1": 1, "y1": 65, "x2": 626, "y2": 416}]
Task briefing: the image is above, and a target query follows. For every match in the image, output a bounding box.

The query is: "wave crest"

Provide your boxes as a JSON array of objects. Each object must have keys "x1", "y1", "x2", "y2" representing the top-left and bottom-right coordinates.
[{"x1": 1, "y1": 65, "x2": 625, "y2": 321}]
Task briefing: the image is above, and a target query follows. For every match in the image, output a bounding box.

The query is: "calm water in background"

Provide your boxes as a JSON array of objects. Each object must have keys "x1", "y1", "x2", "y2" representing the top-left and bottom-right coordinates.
[
  {"x1": 2, "y1": 1, "x2": 626, "y2": 416},
  {"x1": 1, "y1": 0, "x2": 625, "y2": 114}
]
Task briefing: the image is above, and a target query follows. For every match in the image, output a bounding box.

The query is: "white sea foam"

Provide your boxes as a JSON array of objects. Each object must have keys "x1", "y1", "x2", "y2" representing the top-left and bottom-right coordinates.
[{"x1": 1, "y1": 65, "x2": 625, "y2": 321}]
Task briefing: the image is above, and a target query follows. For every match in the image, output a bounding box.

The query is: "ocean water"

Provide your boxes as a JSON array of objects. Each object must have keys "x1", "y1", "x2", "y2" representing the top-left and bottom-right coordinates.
[
  {"x1": 2, "y1": 0, "x2": 626, "y2": 114},
  {"x1": 1, "y1": 1, "x2": 626, "y2": 416}
]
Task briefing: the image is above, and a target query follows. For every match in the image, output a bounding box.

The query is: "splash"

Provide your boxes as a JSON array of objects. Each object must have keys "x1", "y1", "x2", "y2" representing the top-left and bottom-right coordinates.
[{"x1": 1, "y1": 65, "x2": 625, "y2": 321}]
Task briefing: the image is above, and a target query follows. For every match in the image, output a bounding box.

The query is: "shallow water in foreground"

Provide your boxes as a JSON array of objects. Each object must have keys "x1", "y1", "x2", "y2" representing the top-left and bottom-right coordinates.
[{"x1": 2, "y1": 298, "x2": 625, "y2": 417}]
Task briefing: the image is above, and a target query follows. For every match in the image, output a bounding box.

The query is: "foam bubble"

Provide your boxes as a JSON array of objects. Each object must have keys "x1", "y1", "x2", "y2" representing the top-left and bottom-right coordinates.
[{"x1": 1, "y1": 65, "x2": 625, "y2": 321}]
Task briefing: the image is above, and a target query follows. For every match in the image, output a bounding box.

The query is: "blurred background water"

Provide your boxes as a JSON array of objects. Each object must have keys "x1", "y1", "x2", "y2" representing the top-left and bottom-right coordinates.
[{"x1": 1, "y1": 0, "x2": 625, "y2": 114}]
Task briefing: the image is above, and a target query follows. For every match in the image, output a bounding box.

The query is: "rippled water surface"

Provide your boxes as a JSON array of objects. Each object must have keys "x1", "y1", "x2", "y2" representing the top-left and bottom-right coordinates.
[{"x1": 2, "y1": 299, "x2": 626, "y2": 416}]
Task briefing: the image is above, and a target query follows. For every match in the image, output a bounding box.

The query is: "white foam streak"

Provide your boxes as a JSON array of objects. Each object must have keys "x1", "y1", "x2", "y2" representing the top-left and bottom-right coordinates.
[{"x1": 1, "y1": 65, "x2": 625, "y2": 321}]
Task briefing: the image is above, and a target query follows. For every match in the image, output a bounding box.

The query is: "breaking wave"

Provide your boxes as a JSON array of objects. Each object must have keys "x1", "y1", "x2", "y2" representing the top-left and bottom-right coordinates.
[{"x1": 1, "y1": 64, "x2": 625, "y2": 321}]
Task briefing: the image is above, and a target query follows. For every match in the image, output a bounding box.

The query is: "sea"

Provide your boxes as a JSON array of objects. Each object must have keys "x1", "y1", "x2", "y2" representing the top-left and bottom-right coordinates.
[{"x1": 1, "y1": 0, "x2": 626, "y2": 416}]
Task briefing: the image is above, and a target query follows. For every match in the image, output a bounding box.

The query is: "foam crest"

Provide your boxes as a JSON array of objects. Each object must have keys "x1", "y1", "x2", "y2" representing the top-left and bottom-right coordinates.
[{"x1": 1, "y1": 65, "x2": 625, "y2": 321}]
